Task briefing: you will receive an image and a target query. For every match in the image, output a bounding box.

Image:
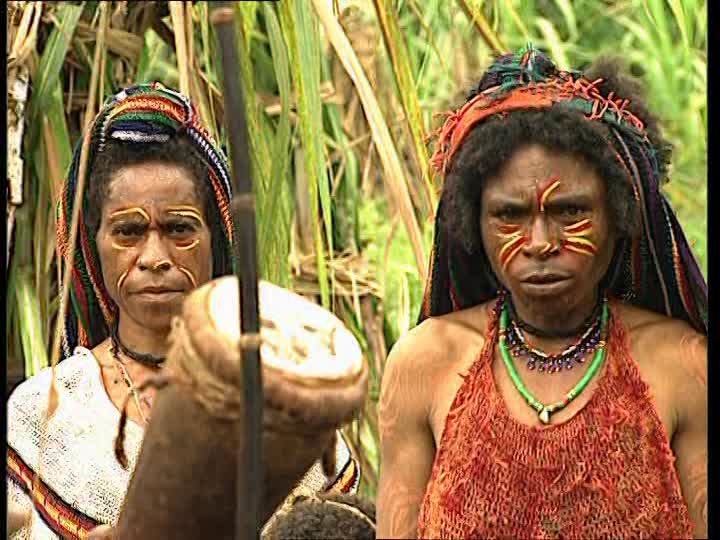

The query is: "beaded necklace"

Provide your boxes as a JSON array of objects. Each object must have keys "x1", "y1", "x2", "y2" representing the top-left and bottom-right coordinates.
[
  {"x1": 498, "y1": 297, "x2": 609, "y2": 424},
  {"x1": 505, "y1": 315, "x2": 603, "y2": 373}
]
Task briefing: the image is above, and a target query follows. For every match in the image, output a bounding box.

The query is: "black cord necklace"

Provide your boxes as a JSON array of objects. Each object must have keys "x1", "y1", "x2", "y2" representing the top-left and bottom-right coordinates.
[
  {"x1": 110, "y1": 319, "x2": 165, "y2": 367},
  {"x1": 505, "y1": 293, "x2": 605, "y2": 339}
]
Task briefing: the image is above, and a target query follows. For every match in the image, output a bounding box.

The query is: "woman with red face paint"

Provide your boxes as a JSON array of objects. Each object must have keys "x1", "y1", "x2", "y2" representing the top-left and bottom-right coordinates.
[
  {"x1": 6, "y1": 84, "x2": 360, "y2": 539},
  {"x1": 376, "y1": 47, "x2": 707, "y2": 539}
]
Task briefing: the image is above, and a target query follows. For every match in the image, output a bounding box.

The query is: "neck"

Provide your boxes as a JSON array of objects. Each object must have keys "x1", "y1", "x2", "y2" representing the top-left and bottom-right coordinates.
[
  {"x1": 116, "y1": 317, "x2": 171, "y2": 360},
  {"x1": 508, "y1": 289, "x2": 601, "y2": 342}
]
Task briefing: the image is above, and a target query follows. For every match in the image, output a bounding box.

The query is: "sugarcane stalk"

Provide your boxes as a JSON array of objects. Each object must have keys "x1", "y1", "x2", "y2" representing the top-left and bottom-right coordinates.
[{"x1": 210, "y1": 3, "x2": 263, "y2": 539}]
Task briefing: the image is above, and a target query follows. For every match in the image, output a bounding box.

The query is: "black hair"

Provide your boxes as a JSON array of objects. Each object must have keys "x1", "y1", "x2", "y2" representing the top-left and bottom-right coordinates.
[
  {"x1": 442, "y1": 56, "x2": 672, "y2": 255},
  {"x1": 85, "y1": 136, "x2": 232, "y2": 278},
  {"x1": 265, "y1": 493, "x2": 376, "y2": 540}
]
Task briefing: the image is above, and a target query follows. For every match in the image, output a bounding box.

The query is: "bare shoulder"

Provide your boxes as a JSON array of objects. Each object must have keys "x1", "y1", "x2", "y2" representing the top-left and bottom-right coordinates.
[
  {"x1": 381, "y1": 302, "x2": 494, "y2": 420},
  {"x1": 616, "y1": 301, "x2": 707, "y2": 393},
  {"x1": 386, "y1": 302, "x2": 492, "y2": 375}
]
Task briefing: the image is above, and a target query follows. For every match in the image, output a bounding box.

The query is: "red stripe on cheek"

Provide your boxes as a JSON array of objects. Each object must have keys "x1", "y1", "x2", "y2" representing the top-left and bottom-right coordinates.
[
  {"x1": 498, "y1": 224, "x2": 521, "y2": 235},
  {"x1": 500, "y1": 236, "x2": 527, "y2": 267},
  {"x1": 564, "y1": 221, "x2": 592, "y2": 234},
  {"x1": 563, "y1": 239, "x2": 598, "y2": 255}
]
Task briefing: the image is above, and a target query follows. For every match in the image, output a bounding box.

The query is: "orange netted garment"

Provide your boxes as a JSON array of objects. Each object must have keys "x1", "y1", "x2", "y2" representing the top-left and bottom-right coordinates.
[{"x1": 417, "y1": 308, "x2": 692, "y2": 539}]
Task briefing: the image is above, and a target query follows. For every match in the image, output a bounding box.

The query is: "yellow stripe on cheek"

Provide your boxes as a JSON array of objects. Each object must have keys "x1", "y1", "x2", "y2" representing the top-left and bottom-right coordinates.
[
  {"x1": 563, "y1": 218, "x2": 592, "y2": 234},
  {"x1": 117, "y1": 270, "x2": 129, "y2": 291},
  {"x1": 502, "y1": 243, "x2": 525, "y2": 269},
  {"x1": 175, "y1": 239, "x2": 200, "y2": 251},
  {"x1": 178, "y1": 267, "x2": 197, "y2": 288}
]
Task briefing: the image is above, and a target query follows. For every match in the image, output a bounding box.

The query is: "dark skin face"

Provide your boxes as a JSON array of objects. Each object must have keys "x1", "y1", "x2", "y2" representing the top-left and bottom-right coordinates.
[
  {"x1": 480, "y1": 144, "x2": 616, "y2": 333},
  {"x1": 95, "y1": 161, "x2": 213, "y2": 337}
]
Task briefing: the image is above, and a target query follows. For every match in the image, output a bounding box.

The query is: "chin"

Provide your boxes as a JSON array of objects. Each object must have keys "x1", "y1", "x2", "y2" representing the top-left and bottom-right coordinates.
[{"x1": 128, "y1": 300, "x2": 184, "y2": 332}]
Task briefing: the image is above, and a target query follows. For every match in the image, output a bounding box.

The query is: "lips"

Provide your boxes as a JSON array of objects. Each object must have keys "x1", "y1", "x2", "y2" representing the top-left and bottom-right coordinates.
[
  {"x1": 518, "y1": 272, "x2": 574, "y2": 297},
  {"x1": 132, "y1": 285, "x2": 186, "y2": 296},
  {"x1": 135, "y1": 287, "x2": 183, "y2": 294},
  {"x1": 521, "y1": 273, "x2": 571, "y2": 284}
]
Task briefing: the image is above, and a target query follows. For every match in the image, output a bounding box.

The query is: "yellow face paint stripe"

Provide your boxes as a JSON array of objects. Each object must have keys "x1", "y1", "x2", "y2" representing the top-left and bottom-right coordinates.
[
  {"x1": 538, "y1": 179, "x2": 561, "y2": 212},
  {"x1": 499, "y1": 235, "x2": 525, "y2": 260},
  {"x1": 117, "y1": 270, "x2": 129, "y2": 291},
  {"x1": 109, "y1": 207, "x2": 151, "y2": 222},
  {"x1": 178, "y1": 266, "x2": 197, "y2": 288},
  {"x1": 539, "y1": 242, "x2": 553, "y2": 255},
  {"x1": 564, "y1": 244, "x2": 596, "y2": 257},
  {"x1": 175, "y1": 239, "x2": 200, "y2": 251},
  {"x1": 563, "y1": 218, "x2": 592, "y2": 233},
  {"x1": 502, "y1": 242, "x2": 525, "y2": 269},
  {"x1": 166, "y1": 206, "x2": 207, "y2": 227},
  {"x1": 564, "y1": 236, "x2": 596, "y2": 247}
]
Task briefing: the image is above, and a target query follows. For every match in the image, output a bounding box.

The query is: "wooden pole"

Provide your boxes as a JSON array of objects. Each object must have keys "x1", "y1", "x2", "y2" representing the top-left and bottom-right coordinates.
[{"x1": 210, "y1": 3, "x2": 263, "y2": 538}]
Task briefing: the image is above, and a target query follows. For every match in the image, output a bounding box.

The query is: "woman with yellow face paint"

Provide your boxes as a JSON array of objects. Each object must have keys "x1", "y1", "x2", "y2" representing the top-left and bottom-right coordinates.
[{"x1": 6, "y1": 84, "x2": 359, "y2": 539}]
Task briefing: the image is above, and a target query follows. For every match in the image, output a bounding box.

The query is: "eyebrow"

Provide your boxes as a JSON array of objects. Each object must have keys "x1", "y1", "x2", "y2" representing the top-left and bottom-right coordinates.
[
  {"x1": 165, "y1": 206, "x2": 206, "y2": 226},
  {"x1": 542, "y1": 193, "x2": 594, "y2": 207},
  {"x1": 485, "y1": 198, "x2": 532, "y2": 211},
  {"x1": 109, "y1": 207, "x2": 151, "y2": 222}
]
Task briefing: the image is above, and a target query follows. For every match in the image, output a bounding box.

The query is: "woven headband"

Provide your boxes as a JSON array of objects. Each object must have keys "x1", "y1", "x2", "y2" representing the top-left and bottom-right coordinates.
[{"x1": 430, "y1": 74, "x2": 647, "y2": 176}]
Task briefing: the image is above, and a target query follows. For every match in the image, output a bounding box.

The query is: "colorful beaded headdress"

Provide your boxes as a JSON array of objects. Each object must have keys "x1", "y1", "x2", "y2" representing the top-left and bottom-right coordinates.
[
  {"x1": 419, "y1": 46, "x2": 707, "y2": 334},
  {"x1": 57, "y1": 82, "x2": 236, "y2": 356}
]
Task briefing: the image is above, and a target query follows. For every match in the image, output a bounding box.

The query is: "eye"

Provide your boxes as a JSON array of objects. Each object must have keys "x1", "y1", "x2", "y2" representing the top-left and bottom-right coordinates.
[
  {"x1": 557, "y1": 205, "x2": 587, "y2": 219},
  {"x1": 112, "y1": 223, "x2": 145, "y2": 237},
  {"x1": 492, "y1": 206, "x2": 527, "y2": 221},
  {"x1": 166, "y1": 221, "x2": 198, "y2": 236}
]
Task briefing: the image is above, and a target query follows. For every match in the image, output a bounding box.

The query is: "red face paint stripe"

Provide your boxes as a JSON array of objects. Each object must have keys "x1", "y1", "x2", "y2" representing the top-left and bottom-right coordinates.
[
  {"x1": 500, "y1": 236, "x2": 526, "y2": 267},
  {"x1": 498, "y1": 224, "x2": 521, "y2": 235},
  {"x1": 564, "y1": 219, "x2": 592, "y2": 234},
  {"x1": 564, "y1": 239, "x2": 597, "y2": 255},
  {"x1": 538, "y1": 177, "x2": 561, "y2": 212}
]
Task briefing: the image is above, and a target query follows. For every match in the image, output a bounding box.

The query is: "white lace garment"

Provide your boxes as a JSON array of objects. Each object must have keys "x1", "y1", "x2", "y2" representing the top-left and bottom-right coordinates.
[{"x1": 6, "y1": 348, "x2": 355, "y2": 539}]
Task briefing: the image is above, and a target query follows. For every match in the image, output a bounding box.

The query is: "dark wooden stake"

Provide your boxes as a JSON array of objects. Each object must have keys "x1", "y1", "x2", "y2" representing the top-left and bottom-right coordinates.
[{"x1": 210, "y1": 4, "x2": 263, "y2": 539}]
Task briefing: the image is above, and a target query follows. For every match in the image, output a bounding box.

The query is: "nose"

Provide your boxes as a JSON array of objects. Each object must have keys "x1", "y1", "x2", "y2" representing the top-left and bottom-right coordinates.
[
  {"x1": 521, "y1": 216, "x2": 558, "y2": 259},
  {"x1": 137, "y1": 232, "x2": 174, "y2": 272}
]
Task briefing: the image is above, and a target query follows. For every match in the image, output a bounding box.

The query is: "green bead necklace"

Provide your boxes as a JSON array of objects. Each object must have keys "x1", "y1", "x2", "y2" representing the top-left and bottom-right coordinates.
[{"x1": 498, "y1": 298, "x2": 609, "y2": 424}]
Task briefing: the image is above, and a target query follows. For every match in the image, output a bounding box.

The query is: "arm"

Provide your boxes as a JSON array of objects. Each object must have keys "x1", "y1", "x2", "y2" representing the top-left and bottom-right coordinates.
[
  {"x1": 376, "y1": 332, "x2": 437, "y2": 539},
  {"x1": 671, "y1": 331, "x2": 707, "y2": 539}
]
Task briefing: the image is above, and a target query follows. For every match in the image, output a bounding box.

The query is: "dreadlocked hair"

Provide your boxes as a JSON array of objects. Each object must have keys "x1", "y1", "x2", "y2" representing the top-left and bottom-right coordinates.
[{"x1": 443, "y1": 54, "x2": 672, "y2": 255}]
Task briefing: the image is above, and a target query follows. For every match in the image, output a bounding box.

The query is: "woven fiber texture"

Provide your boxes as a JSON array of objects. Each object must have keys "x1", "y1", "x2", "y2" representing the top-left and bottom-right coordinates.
[{"x1": 417, "y1": 306, "x2": 692, "y2": 539}]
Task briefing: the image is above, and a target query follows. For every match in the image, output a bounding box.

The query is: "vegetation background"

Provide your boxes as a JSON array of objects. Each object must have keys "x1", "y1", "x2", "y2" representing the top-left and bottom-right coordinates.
[{"x1": 6, "y1": 0, "x2": 706, "y2": 500}]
